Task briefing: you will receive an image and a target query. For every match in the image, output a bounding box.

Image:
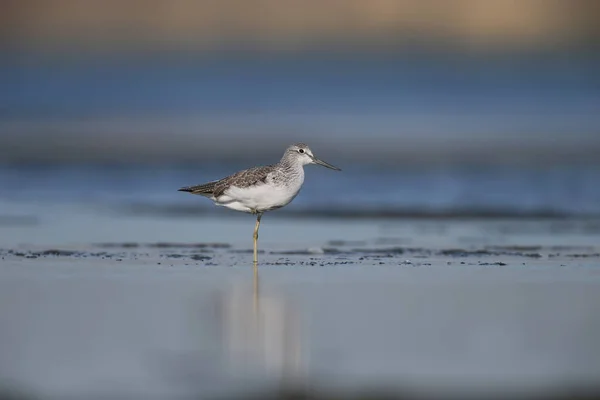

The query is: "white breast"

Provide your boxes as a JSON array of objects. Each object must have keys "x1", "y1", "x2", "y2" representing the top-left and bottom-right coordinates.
[{"x1": 216, "y1": 179, "x2": 304, "y2": 213}]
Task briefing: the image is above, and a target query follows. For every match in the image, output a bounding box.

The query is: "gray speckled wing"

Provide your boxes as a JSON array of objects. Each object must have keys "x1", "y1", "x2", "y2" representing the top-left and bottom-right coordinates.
[
  {"x1": 180, "y1": 165, "x2": 275, "y2": 198},
  {"x1": 213, "y1": 165, "x2": 275, "y2": 198},
  {"x1": 178, "y1": 180, "x2": 218, "y2": 196}
]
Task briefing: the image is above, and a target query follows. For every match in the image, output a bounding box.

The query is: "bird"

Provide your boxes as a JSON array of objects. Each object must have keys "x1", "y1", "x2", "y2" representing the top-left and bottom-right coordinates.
[{"x1": 178, "y1": 143, "x2": 341, "y2": 266}]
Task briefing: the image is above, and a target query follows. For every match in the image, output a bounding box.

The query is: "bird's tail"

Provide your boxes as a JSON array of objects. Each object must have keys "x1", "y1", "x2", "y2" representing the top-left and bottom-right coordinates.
[{"x1": 178, "y1": 181, "x2": 218, "y2": 196}]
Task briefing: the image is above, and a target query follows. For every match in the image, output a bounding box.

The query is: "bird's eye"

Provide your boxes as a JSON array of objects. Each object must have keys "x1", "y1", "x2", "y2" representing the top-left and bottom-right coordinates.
[{"x1": 298, "y1": 149, "x2": 305, "y2": 154}]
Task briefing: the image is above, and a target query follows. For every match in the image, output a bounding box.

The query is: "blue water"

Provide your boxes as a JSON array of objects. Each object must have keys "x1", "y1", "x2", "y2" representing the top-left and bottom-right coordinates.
[
  {"x1": 2, "y1": 52, "x2": 599, "y2": 118},
  {"x1": 1, "y1": 52, "x2": 600, "y2": 217},
  {"x1": 1, "y1": 164, "x2": 599, "y2": 217},
  {"x1": 2, "y1": 52, "x2": 600, "y2": 163}
]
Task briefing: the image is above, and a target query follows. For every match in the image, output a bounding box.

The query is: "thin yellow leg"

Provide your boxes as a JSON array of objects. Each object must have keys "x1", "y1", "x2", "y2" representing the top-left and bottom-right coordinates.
[{"x1": 253, "y1": 213, "x2": 262, "y2": 268}]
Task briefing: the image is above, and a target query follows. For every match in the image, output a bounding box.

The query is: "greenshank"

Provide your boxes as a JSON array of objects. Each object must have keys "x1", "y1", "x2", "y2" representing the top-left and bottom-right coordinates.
[{"x1": 178, "y1": 143, "x2": 341, "y2": 266}]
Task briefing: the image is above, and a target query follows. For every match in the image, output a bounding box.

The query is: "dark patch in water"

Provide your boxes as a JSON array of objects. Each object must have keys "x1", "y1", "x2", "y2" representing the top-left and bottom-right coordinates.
[
  {"x1": 96, "y1": 242, "x2": 140, "y2": 248},
  {"x1": 0, "y1": 248, "x2": 143, "y2": 260},
  {"x1": 549, "y1": 245, "x2": 596, "y2": 251},
  {"x1": 486, "y1": 245, "x2": 542, "y2": 252},
  {"x1": 267, "y1": 261, "x2": 296, "y2": 266},
  {"x1": 293, "y1": 260, "x2": 356, "y2": 266},
  {"x1": 229, "y1": 249, "x2": 264, "y2": 254},
  {"x1": 523, "y1": 253, "x2": 543, "y2": 258},
  {"x1": 327, "y1": 240, "x2": 368, "y2": 247},
  {"x1": 37, "y1": 249, "x2": 78, "y2": 256},
  {"x1": 166, "y1": 254, "x2": 185, "y2": 258},
  {"x1": 439, "y1": 248, "x2": 542, "y2": 258},
  {"x1": 5, "y1": 239, "x2": 590, "y2": 264},
  {"x1": 566, "y1": 253, "x2": 600, "y2": 258},
  {"x1": 404, "y1": 248, "x2": 434, "y2": 255},
  {"x1": 3, "y1": 249, "x2": 81, "y2": 257},
  {"x1": 148, "y1": 242, "x2": 231, "y2": 249},
  {"x1": 259, "y1": 245, "x2": 547, "y2": 260},
  {"x1": 439, "y1": 249, "x2": 493, "y2": 257}
]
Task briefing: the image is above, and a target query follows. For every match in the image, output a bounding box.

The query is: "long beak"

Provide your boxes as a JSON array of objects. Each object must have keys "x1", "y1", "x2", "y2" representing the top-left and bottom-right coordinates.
[{"x1": 311, "y1": 155, "x2": 342, "y2": 171}]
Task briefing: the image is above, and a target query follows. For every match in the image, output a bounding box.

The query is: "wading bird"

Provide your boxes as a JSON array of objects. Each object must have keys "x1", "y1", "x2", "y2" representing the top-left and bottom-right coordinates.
[{"x1": 178, "y1": 143, "x2": 341, "y2": 266}]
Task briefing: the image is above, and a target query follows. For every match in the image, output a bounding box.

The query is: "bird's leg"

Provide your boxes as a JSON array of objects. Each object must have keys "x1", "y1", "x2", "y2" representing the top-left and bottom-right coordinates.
[{"x1": 253, "y1": 213, "x2": 263, "y2": 267}]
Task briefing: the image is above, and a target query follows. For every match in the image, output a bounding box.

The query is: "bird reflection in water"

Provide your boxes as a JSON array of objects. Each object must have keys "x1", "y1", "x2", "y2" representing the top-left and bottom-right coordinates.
[
  {"x1": 219, "y1": 267, "x2": 305, "y2": 386},
  {"x1": 154, "y1": 271, "x2": 305, "y2": 397}
]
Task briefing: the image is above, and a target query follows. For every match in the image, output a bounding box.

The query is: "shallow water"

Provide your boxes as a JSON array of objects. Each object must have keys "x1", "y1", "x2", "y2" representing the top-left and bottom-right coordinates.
[
  {"x1": 2, "y1": 164, "x2": 600, "y2": 220},
  {"x1": 1, "y1": 198, "x2": 600, "y2": 398},
  {"x1": 2, "y1": 258, "x2": 600, "y2": 399},
  {"x1": 3, "y1": 47, "x2": 600, "y2": 399},
  {"x1": 2, "y1": 50, "x2": 600, "y2": 397}
]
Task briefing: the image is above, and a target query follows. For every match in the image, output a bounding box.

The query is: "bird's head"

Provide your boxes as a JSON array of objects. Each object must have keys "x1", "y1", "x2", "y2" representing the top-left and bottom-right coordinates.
[{"x1": 285, "y1": 143, "x2": 341, "y2": 170}]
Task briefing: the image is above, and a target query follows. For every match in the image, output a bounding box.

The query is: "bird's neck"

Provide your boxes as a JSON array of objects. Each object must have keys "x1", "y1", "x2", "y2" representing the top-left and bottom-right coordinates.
[
  {"x1": 279, "y1": 154, "x2": 304, "y2": 172},
  {"x1": 278, "y1": 156, "x2": 305, "y2": 183}
]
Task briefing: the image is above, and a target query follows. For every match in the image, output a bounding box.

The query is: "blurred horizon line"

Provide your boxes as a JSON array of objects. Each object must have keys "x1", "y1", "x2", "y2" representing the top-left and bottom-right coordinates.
[
  {"x1": 1, "y1": 121, "x2": 599, "y2": 166},
  {"x1": 2, "y1": 0, "x2": 600, "y2": 53}
]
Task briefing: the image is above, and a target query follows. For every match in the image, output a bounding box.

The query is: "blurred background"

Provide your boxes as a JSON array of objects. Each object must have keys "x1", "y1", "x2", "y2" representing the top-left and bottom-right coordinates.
[
  {"x1": 1, "y1": 0, "x2": 599, "y2": 217},
  {"x1": 2, "y1": 2, "x2": 600, "y2": 400}
]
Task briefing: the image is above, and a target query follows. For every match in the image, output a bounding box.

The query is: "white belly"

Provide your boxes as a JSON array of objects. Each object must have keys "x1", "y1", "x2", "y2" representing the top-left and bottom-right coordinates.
[{"x1": 215, "y1": 183, "x2": 302, "y2": 213}]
